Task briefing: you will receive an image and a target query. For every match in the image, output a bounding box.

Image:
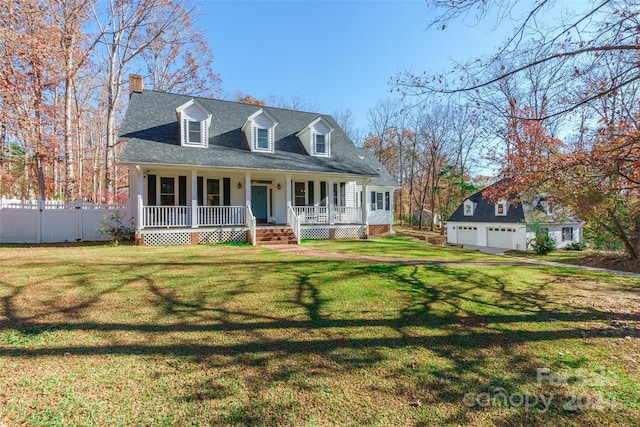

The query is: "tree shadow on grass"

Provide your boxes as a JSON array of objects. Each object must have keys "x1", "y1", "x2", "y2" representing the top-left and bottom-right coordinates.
[{"x1": 0, "y1": 254, "x2": 638, "y2": 425}]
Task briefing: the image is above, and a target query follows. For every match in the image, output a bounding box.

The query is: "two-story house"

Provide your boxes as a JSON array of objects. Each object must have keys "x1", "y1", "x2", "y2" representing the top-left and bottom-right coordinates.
[{"x1": 118, "y1": 76, "x2": 398, "y2": 245}]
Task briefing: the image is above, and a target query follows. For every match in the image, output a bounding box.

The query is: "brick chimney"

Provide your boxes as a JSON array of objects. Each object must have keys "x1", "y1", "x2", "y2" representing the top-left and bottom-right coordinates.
[{"x1": 129, "y1": 74, "x2": 144, "y2": 95}]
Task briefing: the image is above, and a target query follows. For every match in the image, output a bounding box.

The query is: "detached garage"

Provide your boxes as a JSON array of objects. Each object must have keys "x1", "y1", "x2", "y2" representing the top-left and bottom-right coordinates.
[{"x1": 446, "y1": 185, "x2": 582, "y2": 251}]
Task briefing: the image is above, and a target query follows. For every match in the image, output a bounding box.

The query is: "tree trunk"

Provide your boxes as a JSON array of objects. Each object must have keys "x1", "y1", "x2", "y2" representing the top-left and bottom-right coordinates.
[{"x1": 63, "y1": 46, "x2": 76, "y2": 201}]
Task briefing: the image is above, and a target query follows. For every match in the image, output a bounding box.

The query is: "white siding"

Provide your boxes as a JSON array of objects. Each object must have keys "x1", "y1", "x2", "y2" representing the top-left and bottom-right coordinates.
[
  {"x1": 184, "y1": 104, "x2": 208, "y2": 121},
  {"x1": 129, "y1": 167, "x2": 138, "y2": 225},
  {"x1": 366, "y1": 185, "x2": 393, "y2": 226},
  {"x1": 345, "y1": 181, "x2": 356, "y2": 207},
  {"x1": 181, "y1": 104, "x2": 209, "y2": 147},
  {"x1": 274, "y1": 182, "x2": 287, "y2": 224},
  {"x1": 297, "y1": 127, "x2": 312, "y2": 155},
  {"x1": 527, "y1": 224, "x2": 582, "y2": 249}
]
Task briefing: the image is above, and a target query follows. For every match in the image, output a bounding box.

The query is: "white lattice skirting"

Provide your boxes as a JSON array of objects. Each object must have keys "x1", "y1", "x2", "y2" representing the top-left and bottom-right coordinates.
[
  {"x1": 301, "y1": 227, "x2": 331, "y2": 240},
  {"x1": 143, "y1": 232, "x2": 192, "y2": 246},
  {"x1": 141, "y1": 228, "x2": 248, "y2": 245},
  {"x1": 334, "y1": 226, "x2": 365, "y2": 239},
  {"x1": 198, "y1": 230, "x2": 247, "y2": 244},
  {"x1": 300, "y1": 226, "x2": 365, "y2": 240}
]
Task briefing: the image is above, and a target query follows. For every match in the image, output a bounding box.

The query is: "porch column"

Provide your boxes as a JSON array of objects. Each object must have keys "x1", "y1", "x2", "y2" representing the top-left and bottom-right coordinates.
[
  {"x1": 286, "y1": 174, "x2": 292, "y2": 224},
  {"x1": 136, "y1": 165, "x2": 143, "y2": 235},
  {"x1": 191, "y1": 169, "x2": 198, "y2": 228},
  {"x1": 389, "y1": 188, "x2": 393, "y2": 233},
  {"x1": 361, "y1": 179, "x2": 368, "y2": 226},
  {"x1": 245, "y1": 172, "x2": 251, "y2": 204},
  {"x1": 328, "y1": 179, "x2": 334, "y2": 225}
]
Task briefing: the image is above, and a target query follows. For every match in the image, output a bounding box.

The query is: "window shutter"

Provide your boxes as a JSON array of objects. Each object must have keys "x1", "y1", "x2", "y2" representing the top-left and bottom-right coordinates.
[
  {"x1": 178, "y1": 176, "x2": 187, "y2": 206},
  {"x1": 307, "y1": 181, "x2": 314, "y2": 205},
  {"x1": 197, "y1": 177, "x2": 204, "y2": 206},
  {"x1": 148, "y1": 174, "x2": 157, "y2": 206},
  {"x1": 371, "y1": 191, "x2": 376, "y2": 211},
  {"x1": 223, "y1": 178, "x2": 231, "y2": 206},
  {"x1": 182, "y1": 119, "x2": 187, "y2": 145},
  {"x1": 385, "y1": 192, "x2": 390, "y2": 210},
  {"x1": 320, "y1": 181, "x2": 327, "y2": 206}
]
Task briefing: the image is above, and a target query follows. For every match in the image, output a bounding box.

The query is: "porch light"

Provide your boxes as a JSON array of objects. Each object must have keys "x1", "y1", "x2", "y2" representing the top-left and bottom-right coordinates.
[
  {"x1": 238, "y1": 182, "x2": 242, "y2": 189},
  {"x1": 277, "y1": 183, "x2": 281, "y2": 190}
]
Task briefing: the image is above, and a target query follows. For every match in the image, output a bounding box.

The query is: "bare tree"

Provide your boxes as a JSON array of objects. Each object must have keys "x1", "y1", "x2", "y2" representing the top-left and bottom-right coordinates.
[
  {"x1": 332, "y1": 108, "x2": 362, "y2": 144},
  {"x1": 93, "y1": 0, "x2": 188, "y2": 202},
  {"x1": 137, "y1": 3, "x2": 221, "y2": 97},
  {"x1": 396, "y1": 0, "x2": 640, "y2": 121}
]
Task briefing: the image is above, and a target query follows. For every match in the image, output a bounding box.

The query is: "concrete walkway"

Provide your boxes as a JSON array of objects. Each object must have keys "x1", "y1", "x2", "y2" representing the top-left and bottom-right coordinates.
[{"x1": 267, "y1": 245, "x2": 640, "y2": 277}]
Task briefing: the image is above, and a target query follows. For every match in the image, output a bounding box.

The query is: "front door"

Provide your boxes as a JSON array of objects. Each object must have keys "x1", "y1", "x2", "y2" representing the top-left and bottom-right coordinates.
[{"x1": 251, "y1": 185, "x2": 268, "y2": 223}]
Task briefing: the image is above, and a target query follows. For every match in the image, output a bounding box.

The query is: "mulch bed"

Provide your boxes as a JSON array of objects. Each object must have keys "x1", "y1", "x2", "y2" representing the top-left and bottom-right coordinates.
[{"x1": 572, "y1": 254, "x2": 640, "y2": 274}]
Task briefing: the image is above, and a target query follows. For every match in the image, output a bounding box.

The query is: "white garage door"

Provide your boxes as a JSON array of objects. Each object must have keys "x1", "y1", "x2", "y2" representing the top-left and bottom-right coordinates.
[
  {"x1": 487, "y1": 227, "x2": 514, "y2": 249},
  {"x1": 457, "y1": 226, "x2": 477, "y2": 245}
]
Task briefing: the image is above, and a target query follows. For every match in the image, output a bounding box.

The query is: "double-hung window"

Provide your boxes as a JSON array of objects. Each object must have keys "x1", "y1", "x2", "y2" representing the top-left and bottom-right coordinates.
[
  {"x1": 207, "y1": 179, "x2": 220, "y2": 206},
  {"x1": 315, "y1": 134, "x2": 326, "y2": 154},
  {"x1": 562, "y1": 227, "x2": 573, "y2": 242},
  {"x1": 160, "y1": 177, "x2": 175, "y2": 206},
  {"x1": 294, "y1": 182, "x2": 305, "y2": 206},
  {"x1": 187, "y1": 120, "x2": 201, "y2": 145},
  {"x1": 257, "y1": 128, "x2": 269, "y2": 149}
]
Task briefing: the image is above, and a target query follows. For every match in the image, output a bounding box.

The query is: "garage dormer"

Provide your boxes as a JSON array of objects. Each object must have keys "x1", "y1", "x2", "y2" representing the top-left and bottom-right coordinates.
[
  {"x1": 242, "y1": 108, "x2": 278, "y2": 153},
  {"x1": 463, "y1": 199, "x2": 477, "y2": 216},
  {"x1": 176, "y1": 99, "x2": 212, "y2": 148},
  {"x1": 495, "y1": 199, "x2": 509, "y2": 216},
  {"x1": 296, "y1": 117, "x2": 334, "y2": 157}
]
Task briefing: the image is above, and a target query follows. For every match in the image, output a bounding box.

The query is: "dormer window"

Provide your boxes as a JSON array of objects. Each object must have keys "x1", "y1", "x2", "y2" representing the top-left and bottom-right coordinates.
[
  {"x1": 297, "y1": 117, "x2": 334, "y2": 157},
  {"x1": 463, "y1": 200, "x2": 476, "y2": 216},
  {"x1": 242, "y1": 108, "x2": 278, "y2": 153},
  {"x1": 176, "y1": 99, "x2": 211, "y2": 148},
  {"x1": 495, "y1": 200, "x2": 508, "y2": 216}
]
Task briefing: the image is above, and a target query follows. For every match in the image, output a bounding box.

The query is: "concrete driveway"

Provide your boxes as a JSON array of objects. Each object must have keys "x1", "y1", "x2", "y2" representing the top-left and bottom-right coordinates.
[{"x1": 462, "y1": 245, "x2": 507, "y2": 255}]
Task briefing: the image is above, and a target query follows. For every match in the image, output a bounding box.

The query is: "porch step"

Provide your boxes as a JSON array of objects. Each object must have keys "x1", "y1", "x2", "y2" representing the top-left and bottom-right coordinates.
[{"x1": 255, "y1": 227, "x2": 297, "y2": 245}]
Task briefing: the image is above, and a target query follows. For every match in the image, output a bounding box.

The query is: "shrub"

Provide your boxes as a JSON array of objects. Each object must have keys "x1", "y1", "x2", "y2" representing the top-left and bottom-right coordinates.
[
  {"x1": 527, "y1": 222, "x2": 557, "y2": 255},
  {"x1": 97, "y1": 211, "x2": 135, "y2": 245},
  {"x1": 565, "y1": 241, "x2": 585, "y2": 251}
]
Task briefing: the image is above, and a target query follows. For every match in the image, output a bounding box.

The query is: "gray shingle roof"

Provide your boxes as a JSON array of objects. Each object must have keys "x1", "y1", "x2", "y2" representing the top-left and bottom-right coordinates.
[
  {"x1": 356, "y1": 148, "x2": 400, "y2": 187},
  {"x1": 448, "y1": 187, "x2": 525, "y2": 223},
  {"x1": 447, "y1": 185, "x2": 581, "y2": 224},
  {"x1": 118, "y1": 90, "x2": 379, "y2": 177}
]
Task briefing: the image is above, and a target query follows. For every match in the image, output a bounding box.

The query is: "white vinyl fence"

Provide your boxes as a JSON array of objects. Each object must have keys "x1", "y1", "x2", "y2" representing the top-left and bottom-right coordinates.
[{"x1": 0, "y1": 198, "x2": 127, "y2": 244}]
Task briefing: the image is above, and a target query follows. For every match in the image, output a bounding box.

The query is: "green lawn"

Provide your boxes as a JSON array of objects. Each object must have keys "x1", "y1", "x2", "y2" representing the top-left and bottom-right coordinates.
[
  {"x1": 0, "y1": 239, "x2": 638, "y2": 426},
  {"x1": 302, "y1": 237, "x2": 507, "y2": 261}
]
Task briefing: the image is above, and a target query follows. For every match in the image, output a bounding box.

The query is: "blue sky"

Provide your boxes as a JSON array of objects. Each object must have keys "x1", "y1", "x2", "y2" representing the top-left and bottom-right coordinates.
[{"x1": 200, "y1": 0, "x2": 522, "y2": 134}]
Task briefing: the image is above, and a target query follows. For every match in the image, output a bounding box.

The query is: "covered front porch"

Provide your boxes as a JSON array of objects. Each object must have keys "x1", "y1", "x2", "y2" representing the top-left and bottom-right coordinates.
[{"x1": 129, "y1": 166, "x2": 369, "y2": 245}]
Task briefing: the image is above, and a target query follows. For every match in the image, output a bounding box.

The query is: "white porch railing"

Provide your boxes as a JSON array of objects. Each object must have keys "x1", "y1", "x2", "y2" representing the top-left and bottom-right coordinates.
[
  {"x1": 333, "y1": 206, "x2": 362, "y2": 224},
  {"x1": 143, "y1": 206, "x2": 192, "y2": 228},
  {"x1": 197, "y1": 206, "x2": 246, "y2": 226},
  {"x1": 293, "y1": 206, "x2": 329, "y2": 224},
  {"x1": 288, "y1": 203, "x2": 301, "y2": 244},
  {"x1": 142, "y1": 206, "x2": 247, "y2": 228},
  {"x1": 292, "y1": 206, "x2": 362, "y2": 224},
  {"x1": 246, "y1": 203, "x2": 256, "y2": 246}
]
